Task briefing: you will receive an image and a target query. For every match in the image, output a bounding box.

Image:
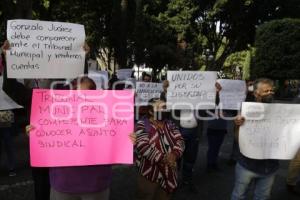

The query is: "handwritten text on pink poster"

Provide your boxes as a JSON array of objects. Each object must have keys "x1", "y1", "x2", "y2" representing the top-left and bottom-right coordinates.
[{"x1": 30, "y1": 89, "x2": 134, "y2": 167}]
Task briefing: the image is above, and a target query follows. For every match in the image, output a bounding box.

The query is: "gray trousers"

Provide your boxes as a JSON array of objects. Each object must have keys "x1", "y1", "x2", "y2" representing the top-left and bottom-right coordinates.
[{"x1": 50, "y1": 187, "x2": 109, "y2": 200}]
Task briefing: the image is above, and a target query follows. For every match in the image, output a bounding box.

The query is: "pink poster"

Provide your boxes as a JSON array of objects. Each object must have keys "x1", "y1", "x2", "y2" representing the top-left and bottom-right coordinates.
[{"x1": 30, "y1": 89, "x2": 134, "y2": 167}]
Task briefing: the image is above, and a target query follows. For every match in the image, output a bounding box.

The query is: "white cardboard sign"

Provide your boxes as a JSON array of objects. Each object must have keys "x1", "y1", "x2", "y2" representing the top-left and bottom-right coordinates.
[
  {"x1": 239, "y1": 102, "x2": 300, "y2": 160},
  {"x1": 167, "y1": 71, "x2": 217, "y2": 110},
  {"x1": 6, "y1": 19, "x2": 86, "y2": 79},
  {"x1": 218, "y1": 79, "x2": 246, "y2": 110},
  {"x1": 135, "y1": 82, "x2": 163, "y2": 105}
]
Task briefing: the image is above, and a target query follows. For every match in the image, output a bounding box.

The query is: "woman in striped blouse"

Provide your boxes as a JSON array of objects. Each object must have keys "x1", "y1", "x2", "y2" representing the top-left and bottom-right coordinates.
[{"x1": 135, "y1": 98, "x2": 185, "y2": 200}]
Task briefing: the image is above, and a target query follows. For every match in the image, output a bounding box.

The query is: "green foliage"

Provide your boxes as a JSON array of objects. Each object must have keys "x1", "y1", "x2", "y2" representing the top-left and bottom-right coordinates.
[
  {"x1": 222, "y1": 47, "x2": 253, "y2": 79},
  {"x1": 251, "y1": 18, "x2": 300, "y2": 79},
  {"x1": 157, "y1": 0, "x2": 198, "y2": 40},
  {"x1": 0, "y1": 0, "x2": 299, "y2": 75},
  {"x1": 133, "y1": 0, "x2": 200, "y2": 74}
]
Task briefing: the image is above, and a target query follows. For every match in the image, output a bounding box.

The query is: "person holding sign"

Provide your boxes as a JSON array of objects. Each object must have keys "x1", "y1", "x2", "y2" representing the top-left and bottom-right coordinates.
[
  {"x1": 2, "y1": 39, "x2": 51, "y2": 200},
  {"x1": 231, "y1": 78, "x2": 279, "y2": 200},
  {"x1": 27, "y1": 77, "x2": 111, "y2": 200},
  {"x1": 177, "y1": 108, "x2": 201, "y2": 192},
  {"x1": 135, "y1": 98, "x2": 184, "y2": 200},
  {"x1": 2, "y1": 38, "x2": 92, "y2": 200},
  {"x1": 160, "y1": 80, "x2": 169, "y2": 102},
  {"x1": 160, "y1": 79, "x2": 201, "y2": 192},
  {"x1": 206, "y1": 82, "x2": 229, "y2": 173},
  {"x1": 141, "y1": 72, "x2": 152, "y2": 82}
]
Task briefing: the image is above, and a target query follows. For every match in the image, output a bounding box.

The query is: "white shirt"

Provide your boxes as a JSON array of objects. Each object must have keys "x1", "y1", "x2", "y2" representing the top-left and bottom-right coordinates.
[{"x1": 180, "y1": 110, "x2": 198, "y2": 129}]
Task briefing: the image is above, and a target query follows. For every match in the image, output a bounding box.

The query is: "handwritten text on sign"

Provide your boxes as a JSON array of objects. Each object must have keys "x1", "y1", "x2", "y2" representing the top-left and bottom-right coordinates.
[
  {"x1": 218, "y1": 79, "x2": 246, "y2": 110},
  {"x1": 239, "y1": 102, "x2": 300, "y2": 160},
  {"x1": 7, "y1": 20, "x2": 85, "y2": 79},
  {"x1": 135, "y1": 82, "x2": 163, "y2": 105},
  {"x1": 167, "y1": 71, "x2": 217, "y2": 109},
  {"x1": 30, "y1": 89, "x2": 134, "y2": 167}
]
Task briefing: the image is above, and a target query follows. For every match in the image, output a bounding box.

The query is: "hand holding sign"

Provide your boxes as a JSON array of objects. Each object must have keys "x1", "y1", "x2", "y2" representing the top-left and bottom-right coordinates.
[
  {"x1": 215, "y1": 82, "x2": 222, "y2": 93},
  {"x1": 1, "y1": 40, "x2": 10, "y2": 55},
  {"x1": 162, "y1": 80, "x2": 169, "y2": 92},
  {"x1": 234, "y1": 115, "x2": 245, "y2": 126},
  {"x1": 83, "y1": 42, "x2": 90, "y2": 55},
  {"x1": 25, "y1": 125, "x2": 35, "y2": 137}
]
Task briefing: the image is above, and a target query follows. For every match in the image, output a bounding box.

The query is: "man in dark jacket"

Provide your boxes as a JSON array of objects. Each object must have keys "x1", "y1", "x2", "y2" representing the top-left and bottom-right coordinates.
[{"x1": 231, "y1": 78, "x2": 279, "y2": 200}]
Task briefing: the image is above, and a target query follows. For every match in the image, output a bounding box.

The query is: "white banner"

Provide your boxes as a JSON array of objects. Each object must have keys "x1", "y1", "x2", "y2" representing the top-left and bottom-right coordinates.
[
  {"x1": 6, "y1": 19, "x2": 85, "y2": 79},
  {"x1": 167, "y1": 71, "x2": 217, "y2": 110},
  {"x1": 239, "y1": 102, "x2": 300, "y2": 160},
  {"x1": 135, "y1": 82, "x2": 163, "y2": 105},
  {"x1": 218, "y1": 79, "x2": 246, "y2": 110}
]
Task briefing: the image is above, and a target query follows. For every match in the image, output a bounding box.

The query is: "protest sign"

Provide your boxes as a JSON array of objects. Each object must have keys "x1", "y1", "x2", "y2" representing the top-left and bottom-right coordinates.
[
  {"x1": 116, "y1": 69, "x2": 132, "y2": 80},
  {"x1": 239, "y1": 102, "x2": 300, "y2": 160},
  {"x1": 88, "y1": 69, "x2": 109, "y2": 89},
  {"x1": 0, "y1": 90, "x2": 23, "y2": 110},
  {"x1": 135, "y1": 82, "x2": 163, "y2": 105},
  {"x1": 167, "y1": 71, "x2": 217, "y2": 109},
  {"x1": 218, "y1": 79, "x2": 246, "y2": 110},
  {"x1": 6, "y1": 19, "x2": 85, "y2": 79},
  {"x1": 30, "y1": 89, "x2": 134, "y2": 167}
]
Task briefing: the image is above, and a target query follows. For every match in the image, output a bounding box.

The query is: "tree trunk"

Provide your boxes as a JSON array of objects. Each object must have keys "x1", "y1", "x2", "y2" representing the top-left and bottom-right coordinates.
[
  {"x1": 107, "y1": 47, "x2": 112, "y2": 72},
  {"x1": 119, "y1": 0, "x2": 128, "y2": 69},
  {"x1": 133, "y1": 0, "x2": 145, "y2": 66}
]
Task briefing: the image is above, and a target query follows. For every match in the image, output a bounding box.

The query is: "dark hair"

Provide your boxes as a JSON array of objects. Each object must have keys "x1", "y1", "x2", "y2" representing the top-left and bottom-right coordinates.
[
  {"x1": 72, "y1": 76, "x2": 96, "y2": 90},
  {"x1": 108, "y1": 75, "x2": 119, "y2": 90},
  {"x1": 142, "y1": 72, "x2": 151, "y2": 80},
  {"x1": 146, "y1": 98, "x2": 163, "y2": 116}
]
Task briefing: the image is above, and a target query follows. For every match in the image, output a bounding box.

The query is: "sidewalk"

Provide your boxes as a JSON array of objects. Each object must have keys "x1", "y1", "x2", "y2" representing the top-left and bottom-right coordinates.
[{"x1": 0, "y1": 132, "x2": 299, "y2": 200}]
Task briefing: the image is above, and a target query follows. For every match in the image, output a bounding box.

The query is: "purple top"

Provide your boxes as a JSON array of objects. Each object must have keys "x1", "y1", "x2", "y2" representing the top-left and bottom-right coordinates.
[{"x1": 50, "y1": 165, "x2": 112, "y2": 193}]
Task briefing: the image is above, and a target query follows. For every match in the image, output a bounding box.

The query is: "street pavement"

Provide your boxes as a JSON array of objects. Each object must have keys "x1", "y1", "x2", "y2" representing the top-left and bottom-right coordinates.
[{"x1": 0, "y1": 126, "x2": 299, "y2": 200}]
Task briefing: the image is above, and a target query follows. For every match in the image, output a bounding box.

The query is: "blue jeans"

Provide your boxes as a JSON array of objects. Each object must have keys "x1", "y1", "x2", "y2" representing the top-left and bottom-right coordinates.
[
  {"x1": 180, "y1": 127, "x2": 199, "y2": 182},
  {"x1": 231, "y1": 163, "x2": 276, "y2": 200},
  {"x1": 0, "y1": 127, "x2": 16, "y2": 170}
]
